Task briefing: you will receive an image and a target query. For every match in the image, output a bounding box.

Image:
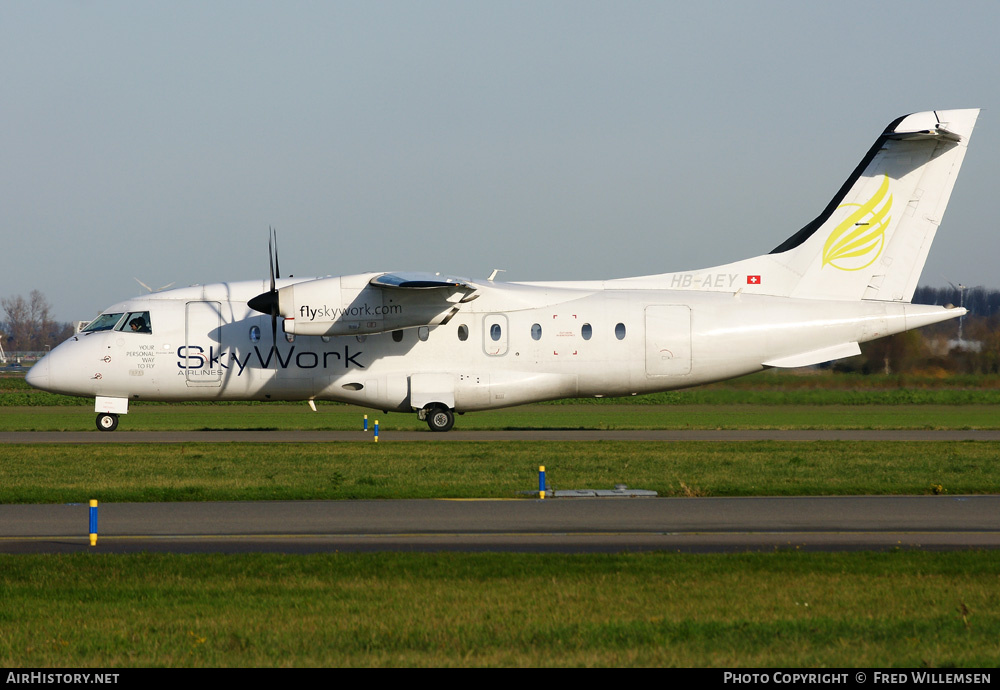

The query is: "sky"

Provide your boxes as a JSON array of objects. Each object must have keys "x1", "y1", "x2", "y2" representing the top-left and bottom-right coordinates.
[{"x1": 2, "y1": 1, "x2": 998, "y2": 322}]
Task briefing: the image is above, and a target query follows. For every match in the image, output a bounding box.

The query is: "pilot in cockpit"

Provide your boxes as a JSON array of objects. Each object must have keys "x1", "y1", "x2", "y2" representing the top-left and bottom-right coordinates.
[{"x1": 129, "y1": 316, "x2": 150, "y2": 333}]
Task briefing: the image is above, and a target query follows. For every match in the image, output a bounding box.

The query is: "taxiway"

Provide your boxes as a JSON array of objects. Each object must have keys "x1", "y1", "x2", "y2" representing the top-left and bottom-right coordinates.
[{"x1": 3, "y1": 495, "x2": 998, "y2": 554}]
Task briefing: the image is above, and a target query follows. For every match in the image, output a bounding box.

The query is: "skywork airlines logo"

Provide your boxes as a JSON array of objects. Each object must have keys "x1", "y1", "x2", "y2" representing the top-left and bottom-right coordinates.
[
  {"x1": 822, "y1": 175, "x2": 892, "y2": 271},
  {"x1": 300, "y1": 303, "x2": 402, "y2": 321},
  {"x1": 177, "y1": 345, "x2": 364, "y2": 374}
]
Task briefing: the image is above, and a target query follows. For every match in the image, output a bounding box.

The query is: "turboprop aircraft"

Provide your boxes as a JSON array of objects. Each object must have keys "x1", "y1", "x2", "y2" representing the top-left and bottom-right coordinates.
[{"x1": 27, "y1": 108, "x2": 980, "y2": 432}]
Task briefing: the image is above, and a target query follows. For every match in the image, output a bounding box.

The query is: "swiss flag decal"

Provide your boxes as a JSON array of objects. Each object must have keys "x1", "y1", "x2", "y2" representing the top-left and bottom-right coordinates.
[{"x1": 747, "y1": 275, "x2": 761, "y2": 285}]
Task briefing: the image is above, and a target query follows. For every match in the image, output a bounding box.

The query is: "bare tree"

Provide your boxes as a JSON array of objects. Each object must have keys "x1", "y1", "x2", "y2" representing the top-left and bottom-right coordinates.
[
  {"x1": 1, "y1": 290, "x2": 73, "y2": 351},
  {"x1": 1, "y1": 294, "x2": 31, "y2": 351}
]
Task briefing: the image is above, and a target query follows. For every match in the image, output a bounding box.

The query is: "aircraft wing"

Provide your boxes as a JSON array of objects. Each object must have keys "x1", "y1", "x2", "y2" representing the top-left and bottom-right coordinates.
[
  {"x1": 273, "y1": 271, "x2": 478, "y2": 337},
  {"x1": 370, "y1": 272, "x2": 476, "y2": 291}
]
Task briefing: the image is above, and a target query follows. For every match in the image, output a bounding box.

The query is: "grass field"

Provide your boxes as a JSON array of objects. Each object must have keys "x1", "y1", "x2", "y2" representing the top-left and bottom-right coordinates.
[
  {"x1": 3, "y1": 552, "x2": 1000, "y2": 667},
  {"x1": 3, "y1": 403, "x2": 1000, "y2": 432},
  {"x1": 3, "y1": 371, "x2": 999, "y2": 667},
  {"x1": 2, "y1": 440, "x2": 999, "y2": 503},
  {"x1": 4, "y1": 370, "x2": 1000, "y2": 432}
]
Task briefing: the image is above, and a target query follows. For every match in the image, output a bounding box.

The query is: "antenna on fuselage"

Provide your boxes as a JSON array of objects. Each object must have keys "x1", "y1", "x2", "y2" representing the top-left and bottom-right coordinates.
[{"x1": 134, "y1": 278, "x2": 176, "y2": 293}]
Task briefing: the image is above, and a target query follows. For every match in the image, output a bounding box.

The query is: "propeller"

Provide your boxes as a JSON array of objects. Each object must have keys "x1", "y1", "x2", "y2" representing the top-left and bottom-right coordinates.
[{"x1": 247, "y1": 227, "x2": 282, "y2": 349}]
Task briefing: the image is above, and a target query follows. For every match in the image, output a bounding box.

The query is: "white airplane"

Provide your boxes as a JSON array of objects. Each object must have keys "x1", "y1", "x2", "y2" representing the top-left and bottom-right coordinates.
[{"x1": 27, "y1": 108, "x2": 980, "y2": 432}]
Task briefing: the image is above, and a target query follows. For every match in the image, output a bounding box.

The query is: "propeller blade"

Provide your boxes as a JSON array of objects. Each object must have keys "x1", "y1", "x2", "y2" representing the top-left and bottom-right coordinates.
[
  {"x1": 268, "y1": 229, "x2": 276, "y2": 294},
  {"x1": 270, "y1": 227, "x2": 279, "y2": 348},
  {"x1": 249, "y1": 228, "x2": 283, "y2": 351},
  {"x1": 272, "y1": 227, "x2": 281, "y2": 280}
]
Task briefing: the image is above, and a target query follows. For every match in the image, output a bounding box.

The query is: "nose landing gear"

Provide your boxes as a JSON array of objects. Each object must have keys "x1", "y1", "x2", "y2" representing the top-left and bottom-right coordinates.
[{"x1": 96, "y1": 412, "x2": 119, "y2": 432}]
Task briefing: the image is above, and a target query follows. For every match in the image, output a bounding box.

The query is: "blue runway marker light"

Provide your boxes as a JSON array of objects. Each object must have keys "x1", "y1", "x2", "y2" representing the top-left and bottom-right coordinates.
[
  {"x1": 374, "y1": 419, "x2": 379, "y2": 443},
  {"x1": 89, "y1": 499, "x2": 98, "y2": 546},
  {"x1": 539, "y1": 466, "x2": 546, "y2": 499},
  {"x1": 364, "y1": 414, "x2": 368, "y2": 431}
]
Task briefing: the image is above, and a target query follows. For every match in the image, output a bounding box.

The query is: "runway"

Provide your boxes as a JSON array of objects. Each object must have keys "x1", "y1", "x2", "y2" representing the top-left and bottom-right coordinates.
[
  {"x1": 5, "y1": 429, "x2": 1000, "y2": 443},
  {"x1": 3, "y1": 495, "x2": 999, "y2": 554}
]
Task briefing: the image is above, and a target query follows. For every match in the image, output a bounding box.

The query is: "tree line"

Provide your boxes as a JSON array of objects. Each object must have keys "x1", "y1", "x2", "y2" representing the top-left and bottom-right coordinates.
[
  {"x1": 1, "y1": 291, "x2": 75, "y2": 353},
  {"x1": 912, "y1": 285, "x2": 1000, "y2": 318}
]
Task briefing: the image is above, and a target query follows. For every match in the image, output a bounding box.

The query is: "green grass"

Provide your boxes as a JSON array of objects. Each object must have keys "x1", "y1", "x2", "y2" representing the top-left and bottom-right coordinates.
[
  {"x1": 3, "y1": 402, "x2": 1000, "y2": 431},
  {"x1": 7, "y1": 369, "x2": 1000, "y2": 408},
  {"x1": 2, "y1": 440, "x2": 998, "y2": 503},
  {"x1": 4, "y1": 369, "x2": 1000, "y2": 430},
  {"x1": 2, "y1": 551, "x2": 998, "y2": 667},
  {"x1": 5, "y1": 369, "x2": 1000, "y2": 667}
]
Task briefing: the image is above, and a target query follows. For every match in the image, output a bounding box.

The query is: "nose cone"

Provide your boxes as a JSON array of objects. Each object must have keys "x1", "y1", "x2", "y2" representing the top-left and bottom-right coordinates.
[
  {"x1": 25, "y1": 356, "x2": 50, "y2": 391},
  {"x1": 248, "y1": 289, "x2": 278, "y2": 315}
]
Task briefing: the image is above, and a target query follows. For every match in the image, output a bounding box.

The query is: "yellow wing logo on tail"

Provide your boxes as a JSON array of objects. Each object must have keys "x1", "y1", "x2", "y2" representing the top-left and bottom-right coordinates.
[{"x1": 822, "y1": 175, "x2": 892, "y2": 271}]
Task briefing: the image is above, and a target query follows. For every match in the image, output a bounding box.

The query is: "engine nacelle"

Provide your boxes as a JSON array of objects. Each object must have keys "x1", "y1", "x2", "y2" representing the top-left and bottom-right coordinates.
[{"x1": 278, "y1": 274, "x2": 464, "y2": 336}]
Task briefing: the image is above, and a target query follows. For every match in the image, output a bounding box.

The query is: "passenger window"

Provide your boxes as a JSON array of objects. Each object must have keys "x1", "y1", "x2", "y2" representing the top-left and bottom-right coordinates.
[
  {"x1": 418, "y1": 326, "x2": 429, "y2": 341},
  {"x1": 483, "y1": 315, "x2": 508, "y2": 356},
  {"x1": 581, "y1": 323, "x2": 592, "y2": 340},
  {"x1": 392, "y1": 330, "x2": 404, "y2": 343},
  {"x1": 457, "y1": 325, "x2": 468, "y2": 341},
  {"x1": 531, "y1": 323, "x2": 542, "y2": 341},
  {"x1": 615, "y1": 322, "x2": 626, "y2": 340},
  {"x1": 250, "y1": 325, "x2": 261, "y2": 342}
]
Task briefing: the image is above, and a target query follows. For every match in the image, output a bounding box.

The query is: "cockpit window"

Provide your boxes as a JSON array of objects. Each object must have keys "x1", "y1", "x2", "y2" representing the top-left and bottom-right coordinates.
[
  {"x1": 119, "y1": 312, "x2": 152, "y2": 334},
  {"x1": 81, "y1": 313, "x2": 124, "y2": 333}
]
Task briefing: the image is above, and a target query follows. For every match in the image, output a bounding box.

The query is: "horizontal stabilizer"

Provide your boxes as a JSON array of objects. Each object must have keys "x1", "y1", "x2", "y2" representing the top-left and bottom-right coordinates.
[
  {"x1": 763, "y1": 342, "x2": 861, "y2": 368},
  {"x1": 885, "y1": 122, "x2": 964, "y2": 142}
]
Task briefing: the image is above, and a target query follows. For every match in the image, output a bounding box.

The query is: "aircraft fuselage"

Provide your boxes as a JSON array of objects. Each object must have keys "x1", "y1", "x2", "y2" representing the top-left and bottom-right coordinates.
[{"x1": 29, "y1": 277, "x2": 956, "y2": 415}]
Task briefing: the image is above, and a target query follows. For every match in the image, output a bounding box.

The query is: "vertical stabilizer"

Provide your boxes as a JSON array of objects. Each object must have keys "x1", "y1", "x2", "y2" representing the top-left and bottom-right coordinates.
[{"x1": 770, "y1": 109, "x2": 979, "y2": 301}]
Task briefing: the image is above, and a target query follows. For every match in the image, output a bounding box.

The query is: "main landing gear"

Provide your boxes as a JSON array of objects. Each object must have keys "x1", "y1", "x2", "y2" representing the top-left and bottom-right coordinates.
[
  {"x1": 96, "y1": 412, "x2": 119, "y2": 432},
  {"x1": 423, "y1": 404, "x2": 455, "y2": 432}
]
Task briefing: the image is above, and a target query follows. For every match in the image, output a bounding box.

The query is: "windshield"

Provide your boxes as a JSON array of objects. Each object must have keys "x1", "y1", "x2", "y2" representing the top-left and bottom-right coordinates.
[{"x1": 81, "y1": 313, "x2": 124, "y2": 332}]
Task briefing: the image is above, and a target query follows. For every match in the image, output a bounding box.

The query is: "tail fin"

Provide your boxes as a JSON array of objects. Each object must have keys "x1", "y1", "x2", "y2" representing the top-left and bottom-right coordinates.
[
  {"x1": 777, "y1": 109, "x2": 979, "y2": 301},
  {"x1": 691, "y1": 109, "x2": 980, "y2": 301}
]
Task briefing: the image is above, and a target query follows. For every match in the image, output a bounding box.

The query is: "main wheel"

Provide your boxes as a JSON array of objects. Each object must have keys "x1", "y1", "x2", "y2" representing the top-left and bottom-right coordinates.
[
  {"x1": 425, "y1": 405, "x2": 454, "y2": 432},
  {"x1": 96, "y1": 412, "x2": 119, "y2": 432}
]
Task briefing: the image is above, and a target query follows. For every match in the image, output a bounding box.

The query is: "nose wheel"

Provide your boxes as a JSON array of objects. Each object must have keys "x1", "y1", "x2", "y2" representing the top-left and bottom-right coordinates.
[{"x1": 96, "y1": 412, "x2": 119, "y2": 432}]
